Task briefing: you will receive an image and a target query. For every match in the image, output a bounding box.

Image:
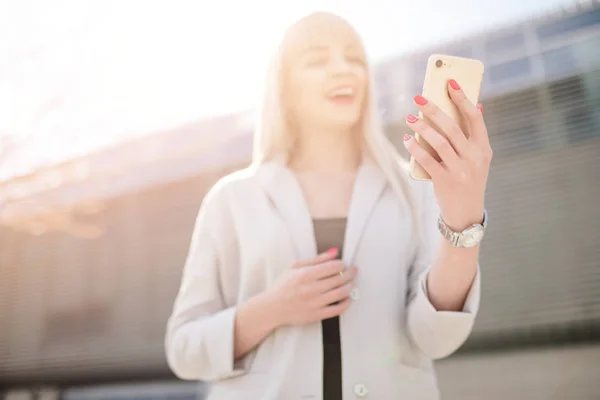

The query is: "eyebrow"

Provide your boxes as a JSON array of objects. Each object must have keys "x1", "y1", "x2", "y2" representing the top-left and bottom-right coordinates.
[
  {"x1": 301, "y1": 45, "x2": 329, "y2": 55},
  {"x1": 345, "y1": 44, "x2": 360, "y2": 52}
]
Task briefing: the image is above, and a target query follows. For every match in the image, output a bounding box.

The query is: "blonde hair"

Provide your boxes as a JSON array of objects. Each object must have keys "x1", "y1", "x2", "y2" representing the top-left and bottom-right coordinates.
[{"x1": 251, "y1": 12, "x2": 419, "y2": 232}]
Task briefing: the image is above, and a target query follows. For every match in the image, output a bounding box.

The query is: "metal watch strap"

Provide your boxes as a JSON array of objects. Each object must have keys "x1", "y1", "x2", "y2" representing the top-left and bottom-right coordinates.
[
  {"x1": 437, "y1": 209, "x2": 488, "y2": 248},
  {"x1": 437, "y1": 218, "x2": 461, "y2": 247}
]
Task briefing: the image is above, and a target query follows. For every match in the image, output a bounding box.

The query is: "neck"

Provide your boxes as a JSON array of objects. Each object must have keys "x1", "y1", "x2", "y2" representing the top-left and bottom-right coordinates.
[{"x1": 288, "y1": 127, "x2": 362, "y2": 173}]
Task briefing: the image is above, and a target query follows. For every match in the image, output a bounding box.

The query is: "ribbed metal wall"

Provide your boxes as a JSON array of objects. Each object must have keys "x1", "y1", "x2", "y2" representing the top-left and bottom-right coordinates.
[
  {"x1": 0, "y1": 169, "x2": 232, "y2": 384},
  {"x1": 1, "y1": 4, "x2": 600, "y2": 397},
  {"x1": 437, "y1": 345, "x2": 600, "y2": 399},
  {"x1": 391, "y1": 69, "x2": 600, "y2": 346},
  {"x1": 473, "y1": 70, "x2": 600, "y2": 337},
  {"x1": 1, "y1": 69, "x2": 599, "y2": 386},
  {"x1": 42, "y1": 345, "x2": 599, "y2": 400}
]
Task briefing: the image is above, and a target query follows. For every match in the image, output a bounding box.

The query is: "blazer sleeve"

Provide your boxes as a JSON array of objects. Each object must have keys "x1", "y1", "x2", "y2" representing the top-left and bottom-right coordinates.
[
  {"x1": 165, "y1": 183, "x2": 250, "y2": 381},
  {"x1": 405, "y1": 182, "x2": 481, "y2": 360}
]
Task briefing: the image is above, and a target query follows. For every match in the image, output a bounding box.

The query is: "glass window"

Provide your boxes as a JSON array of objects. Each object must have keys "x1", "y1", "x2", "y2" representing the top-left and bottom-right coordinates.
[
  {"x1": 542, "y1": 46, "x2": 578, "y2": 79},
  {"x1": 165, "y1": 395, "x2": 197, "y2": 400},
  {"x1": 489, "y1": 57, "x2": 532, "y2": 84},
  {"x1": 542, "y1": 36, "x2": 600, "y2": 81},
  {"x1": 437, "y1": 44, "x2": 473, "y2": 59},
  {"x1": 375, "y1": 75, "x2": 393, "y2": 118},
  {"x1": 572, "y1": 35, "x2": 600, "y2": 70},
  {"x1": 536, "y1": 8, "x2": 600, "y2": 41},
  {"x1": 485, "y1": 32, "x2": 526, "y2": 62},
  {"x1": 409, "y1": 54, "x2": 429, "y2": 84}
]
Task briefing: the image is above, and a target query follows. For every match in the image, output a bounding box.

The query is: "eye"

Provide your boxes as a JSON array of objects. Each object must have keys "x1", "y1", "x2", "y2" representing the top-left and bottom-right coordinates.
[
  {"x1": 305, "y1": 55, "x2": 328, "y2": 66},
  {"x1": 346, "y1": 54, "x2": 366, "y2": 66}
]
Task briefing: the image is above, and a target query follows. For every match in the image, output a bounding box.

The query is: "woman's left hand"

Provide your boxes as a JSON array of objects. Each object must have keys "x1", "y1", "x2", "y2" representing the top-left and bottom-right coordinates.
[{"x1": 403, "y1": 79, "x2": 493, "y2": 232}]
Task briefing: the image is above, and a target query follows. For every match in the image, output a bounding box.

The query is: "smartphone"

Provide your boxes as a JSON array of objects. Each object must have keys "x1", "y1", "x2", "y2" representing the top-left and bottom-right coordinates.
[{"x1": 409, "y1": 54, "x2": 485, "y2": 181}]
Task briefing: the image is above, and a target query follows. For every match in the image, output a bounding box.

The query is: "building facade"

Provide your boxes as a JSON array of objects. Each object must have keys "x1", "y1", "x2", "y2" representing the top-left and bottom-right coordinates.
[{"x1": 1, "y1": 2, "x2": 600, "y2": 399}]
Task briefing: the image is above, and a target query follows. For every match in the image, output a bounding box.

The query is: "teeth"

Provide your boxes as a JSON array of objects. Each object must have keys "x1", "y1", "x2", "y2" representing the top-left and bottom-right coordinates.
[{"x1": 330, "y1": 87, "x2": 354, "y2": 97}]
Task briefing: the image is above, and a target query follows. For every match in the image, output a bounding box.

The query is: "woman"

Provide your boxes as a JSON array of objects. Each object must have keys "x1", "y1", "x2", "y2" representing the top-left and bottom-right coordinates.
[{"x1": 165, "y1": 11, "x2": 491, "y2": 400}]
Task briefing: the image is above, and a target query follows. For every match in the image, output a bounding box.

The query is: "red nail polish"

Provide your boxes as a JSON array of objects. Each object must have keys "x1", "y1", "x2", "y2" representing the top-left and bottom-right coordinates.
[
  {"x1": 414, "y1": 95, "x2": 428, "y2": 106},
  {"x1": 327, "y1": 247, "x2": 338, "y2": 255},
  {"x1": 404, "y1": 134, "x2": 412, "y2": 141},
  {"x1": 406, "y1": 114, "x2": 419, "y2": 123},
  {"x1": 449, "y1": 79, "x2": 460, "y2": 90},
  {"x1": 477, "y1": 103, "x2": 484, "y2": 114}
]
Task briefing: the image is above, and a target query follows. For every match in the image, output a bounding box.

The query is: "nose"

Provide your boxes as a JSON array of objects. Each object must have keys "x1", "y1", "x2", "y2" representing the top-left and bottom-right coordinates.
[{"x1": 329, "y1": 53, "x2": 354, "y2": 74}]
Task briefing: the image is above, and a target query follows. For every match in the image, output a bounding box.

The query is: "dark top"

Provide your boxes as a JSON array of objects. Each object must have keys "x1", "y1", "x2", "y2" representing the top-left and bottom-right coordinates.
[{"x1": 313, "y1": 218, "x2": 347, "y2": 400}]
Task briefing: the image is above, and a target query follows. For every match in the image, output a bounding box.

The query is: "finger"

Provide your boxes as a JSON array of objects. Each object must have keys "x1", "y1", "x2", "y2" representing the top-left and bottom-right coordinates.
[
  {"x1": 403, "y1": 134, "x2": 444, "y2": 178},
  {"x1": 292, "y1": 247, "x2": 339, "y2": 269},
  {"x1": 314, "y1": 266, "x2": 357, "y2": 293},
  {"x1": 412, "y1": 95, "x2": 469, "y2": 156},
  {"x1": 318, "y1": 297, "x2": 352, "y2": 320},
  {"x1": 318, "y1": 283, "x2": 352, "y2": 307},
  {"x1": 406, "y1": 114, "x2": 461, "y2": 170},
  {"x1": 447, "y1": 79, "x2": 488, "y2": 143},
  {"x1": 305, "y1": 260, "x2": 346, "y2": 280}
]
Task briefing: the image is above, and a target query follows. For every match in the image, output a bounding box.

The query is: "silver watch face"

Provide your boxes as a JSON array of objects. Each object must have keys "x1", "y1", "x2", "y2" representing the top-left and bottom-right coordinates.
[{"x1": 462, "y1": 226, "x2": 484, "y2": 247}]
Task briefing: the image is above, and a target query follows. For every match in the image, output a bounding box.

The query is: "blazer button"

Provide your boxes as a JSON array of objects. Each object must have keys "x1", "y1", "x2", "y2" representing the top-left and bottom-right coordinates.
[
  {"x1": 349, "y1": 288, "x2": 360, "y2": 300},
  {"x1": 353, "y1": 383, "x2": 368, "y2": 397}
]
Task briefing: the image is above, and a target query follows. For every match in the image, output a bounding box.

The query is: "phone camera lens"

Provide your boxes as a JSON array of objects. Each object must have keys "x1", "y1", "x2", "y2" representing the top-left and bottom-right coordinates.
[{"x1": 435, "y1": 59, "x2": 443, "y2": 68}]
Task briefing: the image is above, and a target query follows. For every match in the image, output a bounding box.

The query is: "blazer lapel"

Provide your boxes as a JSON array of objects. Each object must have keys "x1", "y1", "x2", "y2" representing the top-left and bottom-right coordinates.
[
  {"x1": 256, "y1": 161, "x2": 317, "y2": 260},
  {"x1": 255, "y1": 159, "x2": 388, "y2": 266},
  {"x1": 343, "y1": 159, "x2": 388, "y2": 266}
]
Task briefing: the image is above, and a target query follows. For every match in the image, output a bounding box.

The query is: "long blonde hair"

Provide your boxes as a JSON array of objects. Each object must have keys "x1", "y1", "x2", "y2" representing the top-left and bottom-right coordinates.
[{"x1": 251, "y1": 12, "x2": 419, "y2": 231}]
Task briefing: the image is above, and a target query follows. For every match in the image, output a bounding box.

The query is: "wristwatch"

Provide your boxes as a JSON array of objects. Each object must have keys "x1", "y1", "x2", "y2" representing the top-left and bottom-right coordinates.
[{"x1": 438, "y1": 209, "x2": 488, "y2": 248}]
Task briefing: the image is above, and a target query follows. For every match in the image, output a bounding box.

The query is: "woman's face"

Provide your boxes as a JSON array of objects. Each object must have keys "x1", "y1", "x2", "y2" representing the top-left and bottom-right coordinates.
[{"x1": 283, "y1": 17, "x2": 368, "y2": 132}]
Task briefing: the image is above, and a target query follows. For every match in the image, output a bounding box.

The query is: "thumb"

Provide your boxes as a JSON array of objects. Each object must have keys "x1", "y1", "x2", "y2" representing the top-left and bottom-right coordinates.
[{"x1": 292, "y1": 247, "x2": 339, "y2": 268}]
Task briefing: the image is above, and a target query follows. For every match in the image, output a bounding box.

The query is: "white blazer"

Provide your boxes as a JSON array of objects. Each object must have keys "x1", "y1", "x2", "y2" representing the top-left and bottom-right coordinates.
[{"x1": 165, "y1": 160, "x2": 480, "y2": 400}]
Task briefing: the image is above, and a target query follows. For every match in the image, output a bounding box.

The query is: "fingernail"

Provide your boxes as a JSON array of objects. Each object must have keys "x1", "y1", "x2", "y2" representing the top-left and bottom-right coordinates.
[
  {"x1": 406, "y1": 114, "x2": 419, "y2": 123},
  {"x1": 403, "y1": 134, "x2": 412, "y2": 142},
  {"x1": 326, "y1": 247, "x2": 338, "y2": 255},
  {"x1": 414, "y1": 95, "x2": 428, "y2": 106},
  {"x1": 477, "y1": 103, "x2": 484, "y2": 114},
  {"x1": 449, "y1": 79, "x2": 461, "y2": 90}
]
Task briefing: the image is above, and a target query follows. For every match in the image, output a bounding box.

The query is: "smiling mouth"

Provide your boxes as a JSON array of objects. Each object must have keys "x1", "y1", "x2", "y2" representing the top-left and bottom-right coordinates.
[{"x1": 327, "y1": 86, "x2": 356, "y2": 104}]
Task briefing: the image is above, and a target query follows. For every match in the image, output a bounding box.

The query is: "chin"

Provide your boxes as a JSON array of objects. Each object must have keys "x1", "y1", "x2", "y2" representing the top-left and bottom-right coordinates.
[{"x1": 328, "y1": 113, "x2": 362, "y2": 130}]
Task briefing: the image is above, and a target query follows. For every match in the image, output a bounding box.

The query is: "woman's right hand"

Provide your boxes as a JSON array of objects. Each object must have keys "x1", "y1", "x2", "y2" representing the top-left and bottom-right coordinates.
[{"x1": 266, "y1": 248, "x2": 358, "y2": 327}]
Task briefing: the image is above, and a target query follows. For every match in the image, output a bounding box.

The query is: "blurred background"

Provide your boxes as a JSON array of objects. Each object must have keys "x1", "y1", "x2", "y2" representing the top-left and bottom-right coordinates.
[{"x1": 1, "y1": 0, "x2": 599, "y2": 399}]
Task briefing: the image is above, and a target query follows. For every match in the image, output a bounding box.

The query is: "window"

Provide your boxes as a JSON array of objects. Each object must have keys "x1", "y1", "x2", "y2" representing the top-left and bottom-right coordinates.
[
  {"x1": 165, "y1": 395, "x2": 198, "y2": 400},
  {"x1": 572, "y1": 35, "x2": 600, "y2": 70},
  {"x1": 62, "y1": 384, "x2": 200, "y2": 400},
  {"x1": 542, "y1": 46, "x2": 578, "y2": 79},
  {"x1": 485, "y1": 32, "x2": 526, "y2": 62},
  {"x1": 375, "y1": 75, "x2": 393, "y2": 118},
  {"x1": 409, "y1": 54, "x2": 429, "y2": 84},
  {"x1": 437, "y1": 44, "x2": 473, "y2": 59},
  {"x1": 489, "y1": 57, "x2": 532, "y2": 84},
  {"x1": 536, "y1": 8, "x2": 600, "y2": 41},
  {"x1": 542, "y1": 35, "x2": 600, "y2": 81}
]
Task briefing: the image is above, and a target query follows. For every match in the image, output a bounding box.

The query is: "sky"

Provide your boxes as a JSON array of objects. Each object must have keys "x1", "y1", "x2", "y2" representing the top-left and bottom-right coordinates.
[{"x1": 0, "y1": 0, "x2": 581, "y2": 182}]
